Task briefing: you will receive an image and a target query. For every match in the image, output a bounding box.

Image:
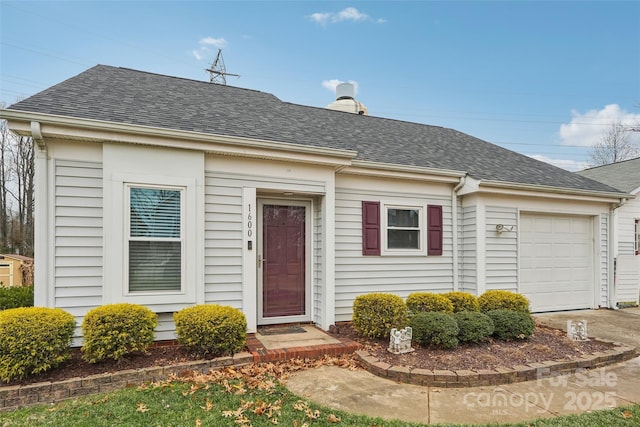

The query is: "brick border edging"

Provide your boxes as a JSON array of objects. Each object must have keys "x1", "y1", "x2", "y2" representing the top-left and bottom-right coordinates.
[
  {"x1": 0, "y1": 334, "x2": 361, "y2": 412},
  {"x1": 0, "y1": 352, "x2": 254, "y2": 413},
  {"x1": 354, "y1": 340, "x2": 638, "y2": 388}
]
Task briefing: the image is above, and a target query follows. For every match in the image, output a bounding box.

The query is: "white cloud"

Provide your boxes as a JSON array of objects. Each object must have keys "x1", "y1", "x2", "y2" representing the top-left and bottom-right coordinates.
[
  {"x1": 308, "y1": 7, "x2": 385, "y2": 25},
  {"x1": 335, "y1": 7, "x2": 368, "y2": 22},
  {"x1": 309, "y1": 12, "x2": 331, "y2": 25},
  {"x1": 191, "y1": 36, "x2": 227, "y2": 60},
  {"x1": 527, "y1": 154, "x2": 589, "y2": 172},
  {"x1": 199, "y1": 37, "x2": 227, "y2": 48},
  {"x1": 322, "y1": 79, "x2": 359, "y2": 95},
  {"x1": 558, "y1": 104, "x2": 640, "y2": 147}
]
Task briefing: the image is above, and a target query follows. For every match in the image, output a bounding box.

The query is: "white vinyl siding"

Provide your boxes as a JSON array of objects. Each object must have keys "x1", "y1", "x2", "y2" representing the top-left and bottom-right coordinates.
[
  {"x1": 313, "y1": 198, "x2": 324, "y2": 325},
  {"x1": 600, "y1": 214, "x2": 609, "y2": 306},
  {"x1": 205, "y1": 175, "x2": 244, "y2": 308},
  {"x1": 615, "y1": 196, "x2": 640, "y2": 305},
  {"x1": 54, "y1": 160, "x2": 103, "y2": 317},
  {"x1": 485, "y1": 206, "x2": 518, "y2": 291},
  {"x1": 334, "y1": 187, "x2": 453, "y2": 321},
  {"x1": 460, "y1": 205, "x2": 477, "y2": 293},
  {"x1": 204, "y1": 171, "x2": 326, "y2": 316}
]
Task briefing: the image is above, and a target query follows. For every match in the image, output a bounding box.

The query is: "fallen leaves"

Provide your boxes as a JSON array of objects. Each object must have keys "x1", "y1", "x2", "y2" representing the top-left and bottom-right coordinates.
[
  {"x1": 327, "y1": 413, "x2": 341, "y2": 423},
  {"x1": 622, "y1": 410, "x2": 633, "y2": 419},
  {"x1": 137, "y1": 354, "x2": 355, "y2": 425}
]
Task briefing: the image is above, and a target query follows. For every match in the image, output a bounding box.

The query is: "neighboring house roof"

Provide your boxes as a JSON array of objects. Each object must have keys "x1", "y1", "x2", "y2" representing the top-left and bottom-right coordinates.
[
  {"x1": 576, "y1": 157, "x2": 640, "y2": 194},
  {"x1": 6, "y1": 65, "x2": 622, "y2": 195},
  {"x1": 0, "y1": 254, "x2": 33, "y2": 262}
]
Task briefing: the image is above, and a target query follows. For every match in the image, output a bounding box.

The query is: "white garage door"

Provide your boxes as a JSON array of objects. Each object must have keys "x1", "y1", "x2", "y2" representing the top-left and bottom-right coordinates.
[{"x1": 520, "y1": 214, "x2": 594, "y2": 312}]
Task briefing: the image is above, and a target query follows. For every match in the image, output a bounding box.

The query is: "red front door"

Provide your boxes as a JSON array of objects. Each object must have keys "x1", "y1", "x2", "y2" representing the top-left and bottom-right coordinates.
[{"x1": 262, "y1": 205, "x2": 306, "y2": 318}]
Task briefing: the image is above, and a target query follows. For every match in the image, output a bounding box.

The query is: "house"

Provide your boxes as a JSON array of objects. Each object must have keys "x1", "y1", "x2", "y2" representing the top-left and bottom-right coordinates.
[
  {"x1": 0, "y1": 65, "x2": 628, "y2": 341},
  {"x1": 0, "y1": 254, "x2": 34, "y2": 288},
  {"x1": 577, "y1": 157, "x2": 640, "y2": 306}
]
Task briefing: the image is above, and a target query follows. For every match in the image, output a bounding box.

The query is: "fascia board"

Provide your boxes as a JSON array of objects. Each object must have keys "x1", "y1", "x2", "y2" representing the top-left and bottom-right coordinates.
[
  {"x1": 479, "y1": 179, "x2": 630, "y2": 203},
  {"x1": 1, "y1": 109, "x2": 357, "y2": 167},
  {"x1": 342, "y1": 160, "x2": 465, "y2": 184}
]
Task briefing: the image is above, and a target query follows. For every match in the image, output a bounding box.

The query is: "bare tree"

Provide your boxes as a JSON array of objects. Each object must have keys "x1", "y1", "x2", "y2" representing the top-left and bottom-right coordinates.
[
  {"x1": 0, "y1": 110, "x2": 35, "y2": 256},
  {"x1": 588, "y1": 121, "x2": 640, "y2": 166},
  {"x1": 9, "y1": 136, "x2": 35, "y2": 256},
  {"x1": 0, "y1": 111, "x2": 10, "y2": 252}
]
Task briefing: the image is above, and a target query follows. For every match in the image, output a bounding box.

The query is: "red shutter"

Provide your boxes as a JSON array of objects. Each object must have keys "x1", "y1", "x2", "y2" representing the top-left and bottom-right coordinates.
[
  {"x1": 362, "y1": 201, "x2": 380, "y2": 256},
  {"x1": 427, "y1": 205, "x2": 443, "y2": 256}
]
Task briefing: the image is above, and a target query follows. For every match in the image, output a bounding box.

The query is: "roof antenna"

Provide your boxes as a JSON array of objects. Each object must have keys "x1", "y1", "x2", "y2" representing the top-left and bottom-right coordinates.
[{"x1": 205, "y1": 49, "x2": 240, "y2": 85}]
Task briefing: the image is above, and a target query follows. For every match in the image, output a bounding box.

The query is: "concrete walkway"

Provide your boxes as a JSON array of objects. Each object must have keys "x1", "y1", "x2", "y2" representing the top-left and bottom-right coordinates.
[{"x1": 284, "y1": 307, "x2": 640, "y2": 425}]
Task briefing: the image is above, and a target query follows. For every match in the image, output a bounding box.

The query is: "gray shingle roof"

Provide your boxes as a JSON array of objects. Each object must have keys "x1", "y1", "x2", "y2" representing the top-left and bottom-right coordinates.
[
  {"x1": 576, "y1": 157, "x2": 640, "y2": 193},
  {"x1": 7, "y1": 65, "x2": 622, "y2": 194}
]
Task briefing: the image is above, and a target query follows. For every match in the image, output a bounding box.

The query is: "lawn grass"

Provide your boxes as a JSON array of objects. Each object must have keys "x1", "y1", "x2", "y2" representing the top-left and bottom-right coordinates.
[{"x1": 0, "y1": 375, "x2": 638, "y2": 427}]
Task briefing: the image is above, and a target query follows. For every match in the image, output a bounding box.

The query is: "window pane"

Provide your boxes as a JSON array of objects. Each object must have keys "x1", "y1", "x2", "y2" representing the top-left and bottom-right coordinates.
[
  {"x1": 129, "y1": 241, "x2": 181, "y2": 291},
  {"x1": 388, "y1": 209, "x2": 419, "y2": 228},
  {"x1": 388, "y1": 229, "x2": 420, "y2": 249},
  {"x1": 130, "y1": 188, "x2": 181, "y2": 238}
]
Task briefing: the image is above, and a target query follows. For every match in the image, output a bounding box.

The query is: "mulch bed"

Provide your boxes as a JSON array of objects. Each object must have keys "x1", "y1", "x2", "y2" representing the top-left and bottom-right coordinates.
[
  {"x1": 2, "y1": 321, "x2": 616, "y2": 387},
  {"x1": 329, "y1": 321, "x2": 615, "y2": 371}
]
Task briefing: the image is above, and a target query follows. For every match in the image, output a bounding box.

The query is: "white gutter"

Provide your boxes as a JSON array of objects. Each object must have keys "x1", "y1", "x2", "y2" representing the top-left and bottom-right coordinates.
[
  {"x1": 342, "y1": 160, "x2": 466, "y2": 184},
  {"x1": 608, "y1": 197, "x2": 628, "y2": 309},
  {"x1": 480, "y1": 179, "x2": 628, "y2": 201},
  {"x1": 451, "y1": 175, "x2": 467, "y2": 291},
  {"x1": 0, "y1": 109, "x2": 358, "y2": 163}
]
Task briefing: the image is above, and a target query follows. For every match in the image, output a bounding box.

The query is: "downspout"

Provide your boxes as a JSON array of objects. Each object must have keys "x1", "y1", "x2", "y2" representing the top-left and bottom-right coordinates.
[
  {"x1": 30, "y1": 121, "x2": 50, "y2": 307},
  {"x1": 608, "y1": 197, "x2": 627, "y2": 309},
  {"x1": 451, "y1": 175, "x2": 467, "y2": 292}
]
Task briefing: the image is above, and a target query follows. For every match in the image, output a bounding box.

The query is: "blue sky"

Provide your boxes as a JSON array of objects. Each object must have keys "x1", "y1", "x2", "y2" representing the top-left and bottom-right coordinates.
[{"x1": 1, "y1": 1, "x2": 639, "y2": 171}]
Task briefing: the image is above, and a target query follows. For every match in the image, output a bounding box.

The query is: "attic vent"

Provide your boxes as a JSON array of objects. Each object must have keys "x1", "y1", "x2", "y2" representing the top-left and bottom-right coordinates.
[{"x1": 326, "y1": 82, "x2": 368, "y2": 115}]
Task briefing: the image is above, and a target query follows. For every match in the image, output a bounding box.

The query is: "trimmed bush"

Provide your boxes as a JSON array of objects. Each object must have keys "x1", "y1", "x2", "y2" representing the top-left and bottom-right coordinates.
[
  {"x1": 82, "y1": 303, "x2": 158, "y2": 363},
  {"x1": 453, "y1": 310, "x2": 494, "y2": 343},
  {"x1": 410, "y1": 311, "x2": 459, "y2": 349},
  {"x1": 174, "y1": 304, "x2": 247, "y2": 356},
  {"x1": 443, "y1": 291, "x2": 479, "y2": 313},
  {"x1": 0, "y1": 285, "x2": 34, "y2": 310},
  {"x1": 352, "y1": 293, "x2": 408, "y2": 339},
  {"x1": 478, "y1": 290, "x2": 530, "y2": 313},
  {"x1": 0, "y1": 307, "x2": 75, "y2": 382},
  {"x1": 486, "y1": 309, "x2": 535, "y2": 341},
  {"x1": 406, "y1": 292, "x2": 453, "y2": 314}
]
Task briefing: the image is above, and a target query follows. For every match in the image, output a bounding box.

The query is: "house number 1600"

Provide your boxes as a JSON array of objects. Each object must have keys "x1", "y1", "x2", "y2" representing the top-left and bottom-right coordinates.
[{"x1": 247, "y1": 204, "x2": 253, "y2": 237}]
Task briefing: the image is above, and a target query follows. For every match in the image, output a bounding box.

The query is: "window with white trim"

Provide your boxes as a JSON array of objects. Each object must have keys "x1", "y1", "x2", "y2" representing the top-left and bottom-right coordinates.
[
  {"x1": 382, "y1": 204, "x2": 426, "y2": 255},
  {"x1": 127, "y1": 185, "x2": 184, "y2": 293}
]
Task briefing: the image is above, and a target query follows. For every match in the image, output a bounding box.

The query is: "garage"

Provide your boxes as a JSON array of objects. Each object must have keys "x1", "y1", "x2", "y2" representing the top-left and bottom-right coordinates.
[{"x1": 519, "y1": 213, "x2": 594, "y2": 312}]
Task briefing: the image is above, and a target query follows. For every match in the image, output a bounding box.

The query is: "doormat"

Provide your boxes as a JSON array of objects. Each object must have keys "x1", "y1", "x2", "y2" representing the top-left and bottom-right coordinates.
[{"x1": 258, "y1": 326, "x2": 307, "y2": 335}]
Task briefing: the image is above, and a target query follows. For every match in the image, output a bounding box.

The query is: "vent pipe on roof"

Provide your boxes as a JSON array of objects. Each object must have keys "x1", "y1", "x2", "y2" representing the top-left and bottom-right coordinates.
[
  {"x1": 335, "y1": 83, "x2": 355, "y2": 100},
  {"x1": 327, "y1": 82, "x2": 368, "y2": 115}
]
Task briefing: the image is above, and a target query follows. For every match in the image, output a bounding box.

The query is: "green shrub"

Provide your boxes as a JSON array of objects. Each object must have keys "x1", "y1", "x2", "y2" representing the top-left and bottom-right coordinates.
[
  {"x1": 0, "y1": 286, "x2": 34, "y2": 310},
  {"x1": 443, "y1": 291, "x2": 479, "y2": 313},
  {"x1": 478, "y1": 290, "x2": 530, "y2": 313},
  {"x1": 406, "y1": 292, "x2": 453, "y2": 314},
  {"x1": 81, "y1": 304, "x2": 158, "y2": 363},
  {"x1": 174, "y1": 305, "x2": 247, "y2": 356},
  {"x1": 352, "y1": 293, "x2": 408, "y2": 339},
  {"x1": 0, "y1": 307, "x2": 75, "y2": 382},
  {"x1": 486, "y1": 309, "x2": 535, "y2": 340},
  {"x1": 410, "y1": 312, "x2": 459, "y2": 349},
  {"x1": 453, "y1": 310, "x2": 494, "y2": 343}
]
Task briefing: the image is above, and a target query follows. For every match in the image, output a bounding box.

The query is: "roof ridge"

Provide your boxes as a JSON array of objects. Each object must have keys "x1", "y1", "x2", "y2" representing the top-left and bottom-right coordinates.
[{"x1": 99, "y1": 64, "x2": 280, "y2": 100}]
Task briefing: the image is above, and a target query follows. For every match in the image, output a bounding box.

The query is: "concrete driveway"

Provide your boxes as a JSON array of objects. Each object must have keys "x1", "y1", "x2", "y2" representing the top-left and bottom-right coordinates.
[
  {"x1": 535, "y1": 306, "x2": 640, "y2": 350},
  {"x1": 285, "y1": 307, "x2": 640, "y2": 425}
]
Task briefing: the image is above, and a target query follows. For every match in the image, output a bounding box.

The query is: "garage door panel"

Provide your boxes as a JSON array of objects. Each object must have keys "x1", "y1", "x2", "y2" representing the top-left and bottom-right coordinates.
[{"x1": 520, "y1": 214, "x2": 593, "y2": 312}]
